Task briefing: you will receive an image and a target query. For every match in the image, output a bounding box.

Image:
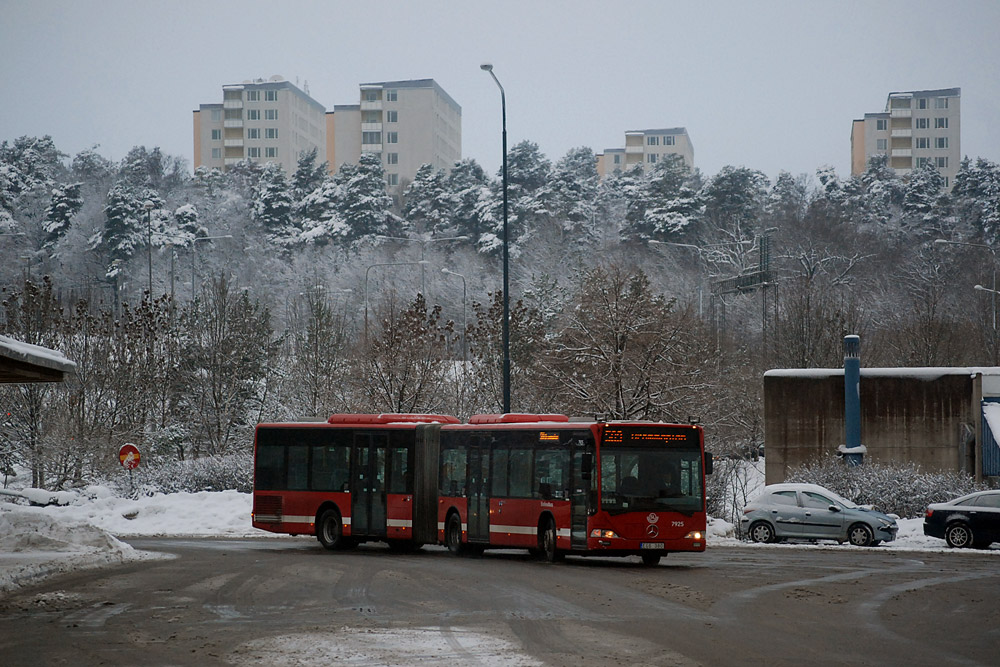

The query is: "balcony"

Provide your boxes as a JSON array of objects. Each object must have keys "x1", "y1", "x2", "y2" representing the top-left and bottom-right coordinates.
[
  {"x1": 361, "y1": 143, "x2": 383, "y2": 153},
  {"x1": 224, "y1": 119, "x2": 244, "y2": 128},
  {"x1": 223, "y1": 99, "x2": 243, "y2": 110},
  {"x1": 625, "y1": 145, "x2": 644, "y2": 154},
  {"x1": 361, "y1": 100, "x2": 382, "y2": 111},
  {"x1": 891, "y1": 149, "x2": 912, "y2": 157},
  {"x1": 361, "y1": 122, "x2": 383, "y2": 132},
  {"x1": 891, "y1": 129, "x2": 912, "y2": 138},
  {"x1": 891, "y1": 109, "x2": 912, "y2": 118},
  {"x1": 224, "y1": 157, "x2": 243, "y2": 166},
  {"x1": 224, "y1": 139, "x2": 244, "y2": 148}
]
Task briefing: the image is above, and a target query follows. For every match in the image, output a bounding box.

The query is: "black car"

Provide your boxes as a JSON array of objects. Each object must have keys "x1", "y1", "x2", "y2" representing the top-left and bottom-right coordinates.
[{"x1": 923, "y1": 490, "x2": 1000, "y2": 549}]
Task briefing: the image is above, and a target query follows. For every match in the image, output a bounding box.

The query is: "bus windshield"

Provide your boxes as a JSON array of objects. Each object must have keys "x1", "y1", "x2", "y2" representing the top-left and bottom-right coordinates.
[{"x1": 600, "y1": 426, "x2": 703, "y2": 515}]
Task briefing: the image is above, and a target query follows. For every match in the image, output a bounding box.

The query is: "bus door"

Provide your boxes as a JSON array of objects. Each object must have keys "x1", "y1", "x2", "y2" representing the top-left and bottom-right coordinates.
[
  {"x1": 466, "y1": 438, "x2": 491, "y2": 543},
  {"x1": 351, "y1": 432, "x2": 387, "y2": 537},
  {"x1": 570, "y1": 438, "x2": 591, "y2": 550}
]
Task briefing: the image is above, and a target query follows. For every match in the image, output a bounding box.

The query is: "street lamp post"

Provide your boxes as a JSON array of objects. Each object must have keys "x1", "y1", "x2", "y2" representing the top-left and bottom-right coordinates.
[
  {"x1": 377, "y1": 234, "x2": 468, "y2": 295},
  {"x1": 144, "y1": 200, "x2": 155, "y2": 296},
  {"x1": 365, "y1": 260, "x2": 430, "y2": 342},
  {"x1": 482, "y1": 62, "x2": 511, "y2": 413},
  {"x1": 442, "y1": 268, "x2": 467, "y2": 364},
  {"x1": 191, "y1": 235, "x2": 233, "y2": 301}
]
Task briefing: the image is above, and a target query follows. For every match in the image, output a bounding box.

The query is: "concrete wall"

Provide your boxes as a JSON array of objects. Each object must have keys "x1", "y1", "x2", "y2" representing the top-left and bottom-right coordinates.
[{"x1": 764, "y1": 369, "x2": 979, "y2": 484}]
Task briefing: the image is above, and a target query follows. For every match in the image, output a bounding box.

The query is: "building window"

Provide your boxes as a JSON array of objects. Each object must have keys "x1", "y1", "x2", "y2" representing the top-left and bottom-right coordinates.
[
  {"x1": 936, "y1": 97, "x2": 949, "y2": 109},
  {"x1": 265, "y1": 109, "x2": 278, "y2": 121},
  {"x1": 265, "y1": 128, "x2": 278, "y2": 139},
  {"x1": 613, "y1": 154, "x2": 621, "y2": 164},
  {"x1": 916, "y1": 157, "x2": 930, "y2": 168},
  {"x1": 247, "y1": 128, "x2": 260, "y2": 139},
  {"x1": 936, "y1": 157, "x2": 948, "y2": 168},
  {"x1": 265, "y1": 90, "x2": 278, "y2": 101},
  {"x1": 386, "y1": 89, "x2": 397, "y2": 102},
  {"x1": 915, "y1": 117, "x2": 929, "y2": 129},
  {"x1": 387, "y1": 173, "x2": 399, "y2": 186},
  {"x1": 246, "y1": 90, "x2": 259, "y2": 101},
  {"x1": 647, "y1": 154, "x2": 658, "y2": 163},
  {"x1": 915, "y1": 137, "x2": 929, "y2": 149},
  {"x1": 210, "y1": 109, "x2": 222, "y2": 121},
  {"x1": 211, "y1": 148, "x2": 222, "y2": 159},
  {"x1": 647, "y1": 136, "x2": 659, "y2": 146},
  {"x1": 935, "y1": 117, "x2": 948, "y2": 129},
  {"x1": 876, "y1": 139, "x2": 888, "y2": 150},
  {"x1": 386, "y1": 110, "x2": 398, "y2": 123},
  {"x1": 364, "y1": 90, "x2": 378, "y2": 102},
  {"x1": 386, "y1": 132, "x2": 398, "y2": 144},
  {"x1": 935, "y1": 137, "x2": 948, "y2": 149},
  {"x1": 386, "y1": 152, "x2": 398, "y2": 165},
  {"x1": 876, "y1": 119, "x2": 887, "y2": 131},
  {"x1": 917, "y1": 98, "x2": 928, "y2": 109},
  {"x1": 211, "y1": 129, "x2": 221, "y2": 140},
  {"x1": 248, "y1": 147, "x2": 261, "y2": 158},
  {"x1": 247, "y1": 109, "x2": 260, "y2": 121},
  {"x1": 664, "y1": 135, "x2": 675, "y2": 146},
  {"x1": 362, "y1": 131, "x2": 381, "y2": 144},
  {"x1": 265, "y1": 147, "x2": 277, "y2": 158}
]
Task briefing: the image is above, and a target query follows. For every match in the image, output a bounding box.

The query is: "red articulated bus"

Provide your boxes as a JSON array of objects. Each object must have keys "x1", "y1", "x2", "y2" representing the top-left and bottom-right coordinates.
[{"x1": 252, "y1": 413, "x2": 711, "y2": 565}]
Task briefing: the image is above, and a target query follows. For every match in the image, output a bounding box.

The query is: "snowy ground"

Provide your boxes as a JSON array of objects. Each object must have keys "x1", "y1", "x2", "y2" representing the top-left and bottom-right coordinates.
[{"x1": 1, "y1": 484, "x2": 994, "y2": 596}]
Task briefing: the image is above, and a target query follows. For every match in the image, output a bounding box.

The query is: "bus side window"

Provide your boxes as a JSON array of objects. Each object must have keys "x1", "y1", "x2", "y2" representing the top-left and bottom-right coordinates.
[{"x1": 440, "y1": 447, "x2": 466, "y2": 496}]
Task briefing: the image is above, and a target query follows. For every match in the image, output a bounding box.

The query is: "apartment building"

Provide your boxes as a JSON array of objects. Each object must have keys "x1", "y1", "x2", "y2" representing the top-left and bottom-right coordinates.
[
  {"x1": 326, "y1": 79, "x2": 462, "y2": 192},
  {"x1": 193, "y1": 76, "x2": 327, "y2": 175},
  {"x1": 597, "y1": 128, "x2": 694, "y2": 178},
  {"x1": 850, "y1": 88, "x2": 961, "y2": 187}
]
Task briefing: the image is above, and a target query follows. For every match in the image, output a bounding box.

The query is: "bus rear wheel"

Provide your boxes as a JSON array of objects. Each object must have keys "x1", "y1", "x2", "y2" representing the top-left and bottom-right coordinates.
[
  {"x1": 446, "y1": 513, "x2": 466, "y2": 555},
  {"x1": 317, "y1": 509, "x2": 345, "y2": 550}
]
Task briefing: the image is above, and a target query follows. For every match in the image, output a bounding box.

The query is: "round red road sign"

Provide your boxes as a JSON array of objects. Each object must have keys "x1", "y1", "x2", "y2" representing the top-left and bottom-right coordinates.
[{"x1": 119, "y1": 444, "x2": 141, "y2": 470}]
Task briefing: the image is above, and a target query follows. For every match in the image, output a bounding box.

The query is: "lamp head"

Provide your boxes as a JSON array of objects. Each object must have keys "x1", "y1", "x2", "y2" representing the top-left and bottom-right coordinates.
[{"x1": 480, "y1": 63, "x2": 493, "y2": 72}]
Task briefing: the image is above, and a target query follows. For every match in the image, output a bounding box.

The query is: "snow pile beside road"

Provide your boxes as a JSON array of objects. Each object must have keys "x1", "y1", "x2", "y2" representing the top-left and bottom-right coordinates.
[{"x1": 0, "y1": 505, "x2": 148, "y2": 593}]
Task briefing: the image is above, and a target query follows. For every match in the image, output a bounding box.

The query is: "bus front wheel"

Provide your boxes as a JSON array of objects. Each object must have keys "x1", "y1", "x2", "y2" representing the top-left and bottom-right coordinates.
[
  {"x1": 317, "y1": 509, "x2": 344, "y2": 551},
  {"x1": 539, "y1": 518, "x2": 561, "y2": 562}
]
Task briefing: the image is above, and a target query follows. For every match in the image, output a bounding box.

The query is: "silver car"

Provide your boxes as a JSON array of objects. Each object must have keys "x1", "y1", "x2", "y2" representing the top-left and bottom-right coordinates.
[{"x1": 741, "y1": 483, "x2": 898, "y2": 547}]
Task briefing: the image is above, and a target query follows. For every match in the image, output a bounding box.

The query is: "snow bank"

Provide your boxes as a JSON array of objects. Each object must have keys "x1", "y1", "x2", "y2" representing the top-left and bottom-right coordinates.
[{"x1": 0, "y1": 505, "x2": 152, "y2": 593}]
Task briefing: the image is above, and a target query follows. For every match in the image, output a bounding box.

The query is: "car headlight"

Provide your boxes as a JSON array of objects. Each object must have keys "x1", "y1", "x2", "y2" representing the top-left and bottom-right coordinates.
[{"x1": 878, "y1": 518, "x2": 895, "y2": 530}]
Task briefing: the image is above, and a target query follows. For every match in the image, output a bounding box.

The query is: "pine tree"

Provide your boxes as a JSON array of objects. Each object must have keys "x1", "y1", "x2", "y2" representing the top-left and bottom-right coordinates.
[
  {"x1": 337, "y1": 152, "x2": 396, "y2": 245},
  {"x1": 252, "y1": 162, "x2": 296, "y2": 247},
  {"x1": 403, "y1": 163, "x2": 449, "y2": 233},
  {"x1": 43, "y1": 182, "x2": 83, "y2": 247}
]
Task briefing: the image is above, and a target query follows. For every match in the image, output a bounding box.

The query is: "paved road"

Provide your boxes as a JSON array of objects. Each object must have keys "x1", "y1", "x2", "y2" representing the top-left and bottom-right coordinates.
[{"x1": 0, "y1": 538, "x2": 997, "y2": 666}]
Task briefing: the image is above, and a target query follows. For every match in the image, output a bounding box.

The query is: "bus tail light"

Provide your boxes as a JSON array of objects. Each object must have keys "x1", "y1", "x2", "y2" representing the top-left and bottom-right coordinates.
[{"x1": 590, "y1": 529, "x2": 620, "y2": 539}]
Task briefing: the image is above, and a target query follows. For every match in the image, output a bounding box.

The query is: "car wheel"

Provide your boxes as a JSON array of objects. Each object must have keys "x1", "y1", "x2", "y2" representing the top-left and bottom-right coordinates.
[
  {"x1": 945, "y1": 522, "x2": 973, "y2": 549},
  {"x1": 446, "y1": 513, "x2": 466, "y2": 555},
  {"x1": 847, "y1": 523, "x2": 874, "y2": 547},
  {"x1": 748, "y1": 521, "x2": 776, "y2": 544},
  {"x1": 316, "y1": 509, "x2": 344, "y2": 550}
]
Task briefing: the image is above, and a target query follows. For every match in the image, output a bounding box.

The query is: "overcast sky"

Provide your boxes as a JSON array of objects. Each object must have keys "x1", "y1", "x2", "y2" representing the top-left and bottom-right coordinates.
[{"x1": 3, "y1": 0, "x2": 998, "y2": 185}]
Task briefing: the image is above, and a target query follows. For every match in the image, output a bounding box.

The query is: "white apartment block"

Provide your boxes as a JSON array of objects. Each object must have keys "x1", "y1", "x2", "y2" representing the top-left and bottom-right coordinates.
[
  {"x1": 326, "y1": 79, "x2": 462, "y2": 192},
  {"x1": 851, "y1": 87, "x2": 961, "y2": 187},
  {"x1": 597, "y1": 128, "x2": 694, "y2": 179},
  {"x1": 193, "y1": 76, "x2": 327, "y2": 175}
]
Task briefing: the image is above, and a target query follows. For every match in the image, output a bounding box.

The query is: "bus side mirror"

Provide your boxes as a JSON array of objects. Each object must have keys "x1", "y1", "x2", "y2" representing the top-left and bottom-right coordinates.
[
  {"x1": 581, "y1": 453, "x2": 593, "y2": 481},
  {"x1": 704, "y1": 453, "x2": 714, "y2": 476}
]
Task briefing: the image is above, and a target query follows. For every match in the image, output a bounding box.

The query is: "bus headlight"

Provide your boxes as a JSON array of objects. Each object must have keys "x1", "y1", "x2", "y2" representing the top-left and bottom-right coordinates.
[
  {"x1": 590, "y1": 529, "x2": 620, "y2": 539},
  {"x1": 684, "y1": 531, "x2": 703, "y2": 540}
]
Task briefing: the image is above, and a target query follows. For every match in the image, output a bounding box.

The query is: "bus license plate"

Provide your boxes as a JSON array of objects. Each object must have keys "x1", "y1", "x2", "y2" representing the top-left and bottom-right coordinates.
[{"x1": 640, "y1": 543, "x2": 664, "y2": 550}]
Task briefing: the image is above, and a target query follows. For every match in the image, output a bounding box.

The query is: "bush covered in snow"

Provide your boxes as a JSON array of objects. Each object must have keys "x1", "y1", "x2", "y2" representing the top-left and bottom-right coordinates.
[
  {"x1": 112, "y1": 454, "x2": 253, "y2": 497},
  {"x1": 707, "y1": 457, "x2": 765, "y2": 526},
  {"x1": 785, "y1": 457, "x2": 985, "y2": 519}
]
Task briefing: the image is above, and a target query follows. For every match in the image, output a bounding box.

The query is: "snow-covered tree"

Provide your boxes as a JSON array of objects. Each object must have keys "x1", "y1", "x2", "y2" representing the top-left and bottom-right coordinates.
[
  {"x1": 252, "y1": 162, "x2": 297, "y2": 247},
  {"x1": 42, "y1": 182, "x2": 83, "y2": 248},
  {"x1": 402, "y1": 163, "x2": 450, "y2": 233},
  {"x1": 337, "y1": 152, "x2": 397, "y2": 245}
]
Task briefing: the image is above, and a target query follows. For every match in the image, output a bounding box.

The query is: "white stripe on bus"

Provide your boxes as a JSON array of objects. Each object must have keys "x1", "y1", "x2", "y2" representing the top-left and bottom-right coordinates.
[
  {"x1": 386, "y1": 519, "x2": 412, "y2": 528},
  {"x1": 489, "y1": 525, "x2": 572, "y2": 538},
  {"x1": 267, "y1": 516, "x2": 352, "y2": 526}
]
